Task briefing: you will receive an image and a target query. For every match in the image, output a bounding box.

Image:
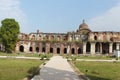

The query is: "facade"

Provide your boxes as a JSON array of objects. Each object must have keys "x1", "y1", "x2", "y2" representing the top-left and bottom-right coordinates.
[{"x1": 15, "y1": 20, "x2": 120, "y2": 55}]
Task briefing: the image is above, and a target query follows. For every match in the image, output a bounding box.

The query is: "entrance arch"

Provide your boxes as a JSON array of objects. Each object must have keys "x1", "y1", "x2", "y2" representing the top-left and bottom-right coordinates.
[
  {"x1": 64, "y1": 48, "x2": 67, "y2": 54},
  {"x1": 86, "y1": 42, "x2": 91, "y2": 54},
  {"x1": 57, "y1": 48, "x2": 60, "y2": 54},
  {"x1": 78, "y1": 48, "x2": 82, "y2": 54},
  {"x1": 19, "y1": 45, "x2": 24, "y2": 52},
  {"x1": 29, "y1": 47, "x2": 33, "y2": 52},
  {"x1": 36, "y1": 47, "x2": 39, "y2": 52},
  {"x1": 50, "y1": 47, "x2": 53, "y2": 53},
  {"x1": 42, "y1": 47, "x2": 46, "y2": 53},
  {"x1": 102, "y1": 43, "x2": 109, "y2": 54},
  {"x1": 95, "y1": 42, "x2": 100, "y2": 53},
  {"x1": 71, "y1": 48, "x2": 75, "y2": 54}
]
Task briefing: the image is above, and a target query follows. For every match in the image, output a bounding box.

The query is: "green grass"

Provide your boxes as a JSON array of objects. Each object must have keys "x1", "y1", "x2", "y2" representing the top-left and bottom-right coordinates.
[
  {"x1": 0, "y1": 52, "x2": 41, "y2": 57},
  {"x1": 64, "y1": 54, "x2": 114, "y2": 60},
  {"x1": 75, "y1": 61, "x2": 120, "y2": 80},
  {"x1": 0, "y1": 58, "x2": 43, "y2": 80},
  {"x1": 0, "y1": 52, "x2": 53, "y2": 58},
  {"x1": 77, "y1": 55, "x2": 113, "y2": 60}
]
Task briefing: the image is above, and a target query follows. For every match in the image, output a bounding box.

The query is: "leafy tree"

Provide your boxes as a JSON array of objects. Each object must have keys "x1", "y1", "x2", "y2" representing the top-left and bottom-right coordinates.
[{"x1": 0, "y1": 18, "x2": 20, "y2": 53}]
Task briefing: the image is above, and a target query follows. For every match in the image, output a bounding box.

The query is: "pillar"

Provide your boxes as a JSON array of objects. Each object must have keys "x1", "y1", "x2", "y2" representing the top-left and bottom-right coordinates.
[
  {"x1": 100, "y1": 43, "x2": 102, "y2": 54},
  {"x1": 91, "y1": 42, "x2": 95, "y2": 55},
  {"x1": 109, "y1": 43, "x2": 113, "y2": 55},
  {"x1": 83, "y1": 42, "x2": 86, "y2": 55},
  {"x1": 116, "y1": 43, "x2": 120, "y2": 50},
  {"x1": 32, "y1": 42, "x2": 35, "y2": 53}
]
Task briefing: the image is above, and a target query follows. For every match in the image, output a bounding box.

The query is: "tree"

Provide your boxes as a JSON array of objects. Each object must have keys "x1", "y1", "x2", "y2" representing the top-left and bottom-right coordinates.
[{"x1": 0, "y1": 18, "x2": 20, "y2": 53}]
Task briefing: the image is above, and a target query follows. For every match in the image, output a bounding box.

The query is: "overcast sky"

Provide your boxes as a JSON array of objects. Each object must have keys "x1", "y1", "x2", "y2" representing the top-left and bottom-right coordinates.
[{"x1": 0, "y1": 0, "x2": 120, "y2": 33}]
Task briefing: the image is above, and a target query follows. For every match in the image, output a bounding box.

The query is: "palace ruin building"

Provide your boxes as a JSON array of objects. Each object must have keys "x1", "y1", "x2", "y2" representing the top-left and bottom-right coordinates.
[{"x1": 15, "y1": 20, "x2": 120, "y2": 55}]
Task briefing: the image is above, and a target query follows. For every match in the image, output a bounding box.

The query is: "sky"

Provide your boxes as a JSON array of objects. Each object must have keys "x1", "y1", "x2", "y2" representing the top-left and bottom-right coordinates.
[{"x1": 0, "y1": 0, "x2": 120, "y2": 33}]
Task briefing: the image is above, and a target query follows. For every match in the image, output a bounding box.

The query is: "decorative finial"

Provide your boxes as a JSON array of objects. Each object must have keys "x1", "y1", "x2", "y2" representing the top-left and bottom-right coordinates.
[{"x1": 83, "y1": 19, "x2": 85, "y2": 23}]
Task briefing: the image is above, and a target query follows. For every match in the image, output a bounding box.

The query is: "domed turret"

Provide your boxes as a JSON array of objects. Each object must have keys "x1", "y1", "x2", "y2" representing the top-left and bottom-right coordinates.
[
  {"x1": 79, "y1": 20, "x2": 90, "y2": 31},
  {"x1": 78, "y1": 20, "x2": 91, "y2": 34}
]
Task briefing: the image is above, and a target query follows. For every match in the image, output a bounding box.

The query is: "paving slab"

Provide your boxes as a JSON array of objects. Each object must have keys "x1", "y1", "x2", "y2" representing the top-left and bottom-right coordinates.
[{"x1": 32, "y1": 56, "x2": 81, "y2": 80}]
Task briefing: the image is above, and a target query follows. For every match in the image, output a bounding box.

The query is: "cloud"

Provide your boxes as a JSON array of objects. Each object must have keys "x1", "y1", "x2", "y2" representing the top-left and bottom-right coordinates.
[
  {"x1": 88, "y1": 1, "x2": 120, "y2": 32},
  {"x1": 0, "y1": 0, "x2": 28, "y2": 33}
]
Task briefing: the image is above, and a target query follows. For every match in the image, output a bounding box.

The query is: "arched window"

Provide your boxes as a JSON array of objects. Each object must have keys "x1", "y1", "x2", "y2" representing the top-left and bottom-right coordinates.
[
  {"x1": 78, "y1": 48, "x2": 82, "y2": 54},
  {"x1": 50, "y1": 47, "x2": 53, "y2": 53},
  {"x1": 57, "y1": 48, "x2": 60, "y2": 54},
  {"x1": 86, "y1": 42, "x2": 91, "y2": 53},
  {"x1": 71, "y1": 48, "x2": 75, "y2": 54},
  {"x1": 94, "y1": 36, "x2": 97, "y2": 40},
  {"x1": 42, "y1": 47, "x2": 46, "y2": 53},
  {"x1": 95, "y1": 42, "x2": 100, "y2": 53},
  {"x1": 19, "y1": 45, "x2": 24, "y2": 52},
  {"x1": 64, "y1": 48, "x2": 67, "y2": 54},
  {"x1": 36, "y1": 47, "x2": 39, "y2": 52},
  {"x1": 29, "y1": 47, "x2": 33, "y2": 52}
]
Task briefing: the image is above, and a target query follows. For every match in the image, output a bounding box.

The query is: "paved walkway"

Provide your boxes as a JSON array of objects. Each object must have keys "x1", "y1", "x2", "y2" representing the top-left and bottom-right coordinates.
[{"x1": 32, "y1": 56, "x2": 81, "y2": 80}]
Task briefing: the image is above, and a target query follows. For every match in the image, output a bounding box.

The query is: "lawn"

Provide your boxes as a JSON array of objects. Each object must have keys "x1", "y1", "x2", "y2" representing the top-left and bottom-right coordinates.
[
  {"x1": 75, "y1": 61, "x2": 120, "y2": 80},
  {"x1": 0, "y1": 58, "x2": 43, "y2": 80},
  {"x1": 0, "y1": 52, "x2": 42, "y2": 57},
  {"x1": 64, "y1": 54, "x2": 115, "y2": 60}
]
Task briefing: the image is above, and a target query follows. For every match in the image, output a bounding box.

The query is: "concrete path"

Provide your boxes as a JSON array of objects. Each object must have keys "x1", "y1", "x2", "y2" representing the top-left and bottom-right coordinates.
[{"x1": 32, "y1": 56, "x2": 81, "y2": 80}]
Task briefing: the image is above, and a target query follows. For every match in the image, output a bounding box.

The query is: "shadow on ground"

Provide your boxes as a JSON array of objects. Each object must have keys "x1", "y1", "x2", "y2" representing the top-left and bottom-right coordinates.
[{"x1": 87, "y1": 75, "x2": 110, "y2": 80}]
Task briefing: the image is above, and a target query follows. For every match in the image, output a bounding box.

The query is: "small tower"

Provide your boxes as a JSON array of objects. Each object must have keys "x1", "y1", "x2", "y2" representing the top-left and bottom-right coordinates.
[{"x1": 78, "y1": 19, "x2": 91, "y2": 34}]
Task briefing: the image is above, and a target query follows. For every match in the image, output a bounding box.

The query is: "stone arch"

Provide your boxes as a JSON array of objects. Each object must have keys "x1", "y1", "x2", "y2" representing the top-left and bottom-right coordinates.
[
  {"x1": 57, "y1": 48, "x2": 60, "y2": 54},
  {"x1": 71, "y1": 48, "x2": 75, "y2": 54},
  {"x1": 29, "y1": 47, "x2": 33, "y2": 52},
  {"x1": 94, "y1": 36, "x2": 97, "y2": 40},
  {"x1": 42, "y1": 47, "x2": 46, "y2": 53},
  {"x1": 86, "y1": 42, "x2": 91, "y2": 53},
  {"x1": 32, "y1": 35, "x2": 35, "y2": 40},
  {"x1": 57, "y1": 36, "x2": 61, "y2": 41},
  {"x1": 95, "y1": 42, "x2": 100, "y2": 53},
  {"x1": 78, "y1": 47, "x2": 82, "y2": 54},
  {"x1": 50, "y1": 47, "x2": 53, "y2": 53},
  {"x1": 102, "y1": 43, "x2": 109, "y2": 54},
  {"x1": 19, "y1": 45, "x2": 24, "y2": 52},
  {"x1": 64, "y1": 48, "x2": 67, "y2": 54},
  {"x1": 36, "y1": 47, "x2": 39, "y2": 52},
  {"x1": 113, "y1": 43, "x2": 116, "y2": 52}
]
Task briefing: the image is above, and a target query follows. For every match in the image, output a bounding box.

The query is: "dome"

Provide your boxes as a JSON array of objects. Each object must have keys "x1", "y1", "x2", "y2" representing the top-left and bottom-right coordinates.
[{"x1": 79, "y1": 20, "x2": 90, "y2": 31}]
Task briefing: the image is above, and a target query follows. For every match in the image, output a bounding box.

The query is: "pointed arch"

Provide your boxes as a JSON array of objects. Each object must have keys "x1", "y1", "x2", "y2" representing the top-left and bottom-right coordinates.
[
  {"x1": 29, "y1": 47, "x2": 33, "y2": 52},
  {"x1": 57, "y1": 48, "x2": 60, "y2": 54},
  {"x1": 86, "y1": 42, "x2": 91, "y2": 53},
  {"x1": 19, "y1": 45, "x2": 24, "y2": 52},
  {"x1": 50, "y1": 47, "x2": 53, "y2": 53},
  {"x1": 78, "y1": 47, "x2": 82, "y2": 54},
  {"x1": 95, "y1": 42, "x2": 100, "y2": 53},
  {"x1": 102, "y1": 42, "x2": 109, "y2": 54},
  {"x1": 64, "y1": 48, "x2": 67, "y2": 54},
  {"x1": 42, "y1": 47, "x2": 46, "y2": 53},
  {"x1": 71, "y1": 48, "x2": 75, "y2": 54},
  {"x1": 36, "y1": 47, "x2": 39, "y2": 52}
]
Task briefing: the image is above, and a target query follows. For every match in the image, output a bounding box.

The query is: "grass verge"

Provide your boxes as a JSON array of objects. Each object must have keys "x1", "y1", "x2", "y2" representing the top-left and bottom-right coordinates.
[{"x1": 74, "y1": 61, "x2": 120, "y2": 80}]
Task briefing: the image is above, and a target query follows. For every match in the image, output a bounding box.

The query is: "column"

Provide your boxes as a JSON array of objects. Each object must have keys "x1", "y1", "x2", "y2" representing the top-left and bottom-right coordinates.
[
  {"x1": 32, "y1": 42, "x2": 35, "y2": 53},
  {"x1": 116, "y1": 43, "x2": 120, "y2": 50},
  {"x1": 91, "y1": 42, "x2": 95, "y2": 55},
  {"x1": 109, "y1": 43, "x2": 113, "y2": 55},
  {"x1": 39, "y1": 43, "x2": 42, "y2": 53},
  {"x1": 100, "y1": 43, "x2": 102, "y2": 54},
  {"x1": 83, "y1": 42, "x2": 86, "y2": 55}
]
